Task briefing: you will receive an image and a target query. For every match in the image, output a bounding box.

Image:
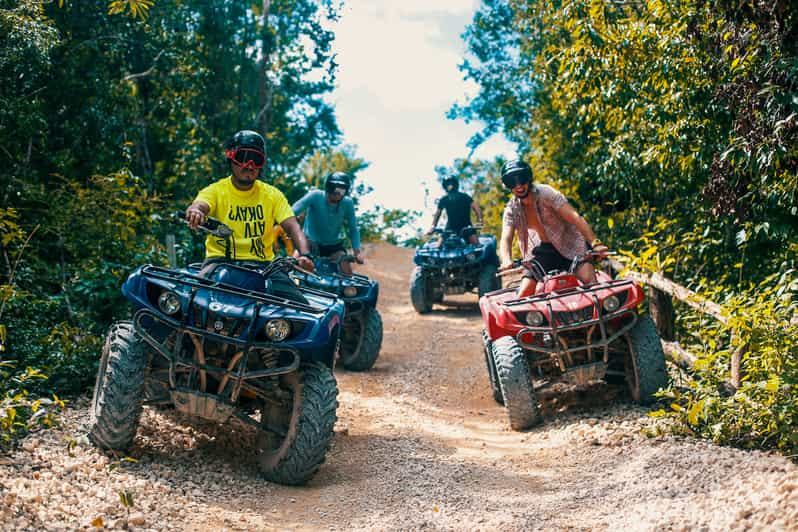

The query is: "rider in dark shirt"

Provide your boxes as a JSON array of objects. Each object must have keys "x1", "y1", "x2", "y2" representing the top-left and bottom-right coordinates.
[{"x1": 427, "y1": 177, "x2": 482, "y2": 244}]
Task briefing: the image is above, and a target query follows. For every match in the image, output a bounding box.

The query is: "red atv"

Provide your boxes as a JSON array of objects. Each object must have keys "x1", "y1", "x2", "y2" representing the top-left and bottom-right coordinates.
[{"x1": 479, "y1": 252, "x2": 667, "y2": 430}]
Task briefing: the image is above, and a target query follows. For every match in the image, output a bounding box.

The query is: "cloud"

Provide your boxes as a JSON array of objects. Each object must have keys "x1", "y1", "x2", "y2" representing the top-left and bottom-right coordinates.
[{"x1": 333, "y1": 1, "x2": 477, "y2": 111}]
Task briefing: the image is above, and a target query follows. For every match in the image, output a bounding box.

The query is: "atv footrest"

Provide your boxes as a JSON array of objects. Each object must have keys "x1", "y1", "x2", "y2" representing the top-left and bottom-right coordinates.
[
  {"x1": 561, "y1": 361, "x2": 606, "y2": 386},
  {"x1": 171, "y1": 388, "x2": 235, "y2": 423}
]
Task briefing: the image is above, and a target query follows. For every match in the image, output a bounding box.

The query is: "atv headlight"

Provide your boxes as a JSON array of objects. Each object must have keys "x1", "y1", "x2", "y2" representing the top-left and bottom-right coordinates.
[
  {"x1": 525, "y1": 311, "x2": 545, "y2": 326},
  {"x1": 466, "y1": 253, "x2": 477, "y2": 262},
  {"x1": 343, "y1": 286, "x2": 358, "y2": 297},
  {"x1": 158, "y1": 291, "x2": 181, "y2": 315},
  {"x1": 265, "y1": 319, "x2": 292, "y2": 342},
  {"x1": 602, "y1": 295, "x2": 620, "y2": 313}
]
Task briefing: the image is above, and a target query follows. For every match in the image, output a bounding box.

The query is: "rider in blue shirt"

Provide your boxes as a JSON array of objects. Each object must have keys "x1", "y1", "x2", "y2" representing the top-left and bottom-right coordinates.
[{"x1": 292, "y1": 172, "x2": 363, "y2": 275}]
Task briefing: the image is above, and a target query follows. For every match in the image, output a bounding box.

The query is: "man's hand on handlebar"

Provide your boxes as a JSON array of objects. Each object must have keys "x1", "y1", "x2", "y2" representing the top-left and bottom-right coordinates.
[
  {"x1": 591, "y1": 244, "x2": 610, "y2": 259},
  {"x1": 291, "y1": 250, "x2": 315, "y2": 272},
  {"x1": 185, "y1": 206, "x2": 206, "y2": 229},
  {"x1": 499, "y1": 258, "x2": 514, "y2": 272}
]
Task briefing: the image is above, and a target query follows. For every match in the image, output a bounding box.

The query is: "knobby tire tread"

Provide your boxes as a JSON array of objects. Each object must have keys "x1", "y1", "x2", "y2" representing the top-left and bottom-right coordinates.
[
  {"x1": 492, "y1": 336, "x2": 541, "y2": 430},
  {"x1": 341, "y1": 308, "x2": 383, "y2": 372},
  {"x1": 262, "y1": 363, "x2": 338, "y2": 485},
  {"x1": 629, "y1": 314, "x2": 668, "y2": 404},
  {"x1": 410, "y1": 266, "x2": 431, "y2": 314},
  {"x1": 89, "y1": 321, "x2": 146, "y2": 451}
]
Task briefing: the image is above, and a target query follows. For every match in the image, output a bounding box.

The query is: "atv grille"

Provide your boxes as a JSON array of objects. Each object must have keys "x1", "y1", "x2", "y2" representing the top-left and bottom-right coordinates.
[
  {"x1": 552, "y1": 307, "x2": 594, "y2": 326},
  {"x1": 192, "y1": 305, "x2": 245, "y2": 337}
]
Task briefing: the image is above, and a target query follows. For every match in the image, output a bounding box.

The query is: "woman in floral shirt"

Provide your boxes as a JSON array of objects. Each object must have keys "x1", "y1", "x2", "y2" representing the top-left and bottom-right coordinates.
[{"x1": 498, "y1": 159, "x2": 609, "y2": 297}]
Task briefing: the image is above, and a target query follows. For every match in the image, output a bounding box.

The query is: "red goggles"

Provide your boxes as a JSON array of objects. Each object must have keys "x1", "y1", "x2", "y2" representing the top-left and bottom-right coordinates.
[{"x1": 226, "y1": 148, "x2": 266, "y2": 169}]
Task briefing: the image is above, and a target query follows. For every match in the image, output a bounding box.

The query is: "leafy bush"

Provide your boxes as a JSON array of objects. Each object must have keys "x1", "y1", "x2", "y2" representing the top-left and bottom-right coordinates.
[
  {"x1": 654, "y1": 270, "x2": 798, "y2": 454},
  {"x1": 0, "y1": 361, "x2": 64, "y2": 448}
]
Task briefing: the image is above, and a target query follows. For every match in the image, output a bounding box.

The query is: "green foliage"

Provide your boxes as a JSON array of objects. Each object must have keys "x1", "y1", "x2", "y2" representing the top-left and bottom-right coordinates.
[
  {"x1": 107, "y1": 0, "x2": 154, "y2": 19},
  {"x1": 359, "y1": 206, "x2": 422, "y2": 246},
  {"x1": 655, "y1": 271, "x2": 798, "y2": 454},
  {"x1": 0, "y1": 361, "x2": 64, "y2": 448}
]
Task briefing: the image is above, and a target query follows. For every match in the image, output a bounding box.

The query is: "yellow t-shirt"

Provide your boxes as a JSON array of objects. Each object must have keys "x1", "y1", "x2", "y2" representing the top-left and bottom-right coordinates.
[{"x1": 194, "y1": 177, "x2": 294, "y2": 261}]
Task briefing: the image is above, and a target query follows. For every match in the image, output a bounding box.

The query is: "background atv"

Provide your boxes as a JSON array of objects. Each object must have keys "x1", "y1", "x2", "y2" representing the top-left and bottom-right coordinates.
[
  {"x1": 291, "y1": 254, "x2": 383, "y2": 371},
  {"x1": 410, "y1": 226, "x2": 500, "y2": 313},
  {"x1": 479, "y1": 252, "x2": 668, "y2": 430},
  {"x1": 88, "y1": 214, "x2": 344, "y2": 485}
]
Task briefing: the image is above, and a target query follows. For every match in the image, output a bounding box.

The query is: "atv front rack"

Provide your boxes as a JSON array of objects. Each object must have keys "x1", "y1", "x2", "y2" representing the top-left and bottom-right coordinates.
[
  {"x1": 141, "y1": 264, "x2": 331, "y2": 314},
  {"x1": 502, "y1": 279, "x2": 638, "y2": 370}
]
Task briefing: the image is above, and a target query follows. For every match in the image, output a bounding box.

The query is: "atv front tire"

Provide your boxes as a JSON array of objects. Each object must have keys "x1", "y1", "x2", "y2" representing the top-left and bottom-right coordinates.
[
  {"x1": 492, "y1": 336, "x2": 541, "y2": 430},
  {"x1": 257, "y1": 363, "x2": 338, "y2": 485},
  {"x1": 340, "y1": 307, "x2": 383, "y2": 371},
  {"x1": 626, "y1": 314, "x2": 668, "y2": 404},
  {"x1": 410, "y1": 266, "x2": 432, "y2": 314},
  {"x1": 482, "y1": 330, "x2": 503, "y2": 405},
  {"x1": 89, "y1": 321, "x2": 147, "y2": 450},
  {"x1": 478, "y1": 263, "x2": 500, "y2": 297}
]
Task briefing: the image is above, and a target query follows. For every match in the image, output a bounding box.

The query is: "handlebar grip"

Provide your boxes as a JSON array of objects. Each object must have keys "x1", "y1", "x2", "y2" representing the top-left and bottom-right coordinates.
[
  {"x1": 174, "y1": 210, "x2": 223, "y2": 231},
  {"x1": 203, "y1": 217, "x2": 222, "y2": 231}
]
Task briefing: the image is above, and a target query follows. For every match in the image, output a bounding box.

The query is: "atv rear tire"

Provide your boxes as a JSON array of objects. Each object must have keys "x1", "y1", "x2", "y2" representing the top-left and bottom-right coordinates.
[
  {"x1": 482, "y1": 330, "x2": 503, "y2": 405},
  {"x1": 478, "y1": 263, "x2": 500, "y2": 297},
  {"x1": 257, "y1": 363, "x2": 338, "y2": 485},
  {"x1": 492, "y1": 336, "x2": 541, "y2": 430},
  {"x1": 410, "y1": 266, "x2": 431, "y2": 314},
  {"x1": 89, "y1": 321, "x2": 147, "y2": 450},
  {"x1": 340, "y1": 308, "x2": 383, "y2": 371},
  {"x1": 626, "y1": 314, "x2": 668, "y2": 404}
]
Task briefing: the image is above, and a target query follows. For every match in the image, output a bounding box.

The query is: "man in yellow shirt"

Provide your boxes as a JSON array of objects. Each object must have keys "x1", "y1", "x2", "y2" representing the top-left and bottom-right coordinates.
[{"x1": 184, "y1": 130, "x2": 314, "y2": 297}]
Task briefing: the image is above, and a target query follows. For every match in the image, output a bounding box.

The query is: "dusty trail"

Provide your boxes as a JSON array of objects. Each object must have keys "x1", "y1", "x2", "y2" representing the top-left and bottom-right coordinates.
[{"x1": 1, "y1": 243, "x2": 796, "y2": 531}]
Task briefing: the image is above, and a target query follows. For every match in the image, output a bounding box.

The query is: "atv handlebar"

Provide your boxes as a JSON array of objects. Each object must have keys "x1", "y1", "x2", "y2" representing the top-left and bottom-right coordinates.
[
  {"x1": 173, "y1": 211, "x2": 233, "y2": 238},
  {"x1": 496, "y1": 250, "x2": 616, "y2": 278},
  {"x1": 427, "y1": 225, "x2": 481, "y2": 239}
]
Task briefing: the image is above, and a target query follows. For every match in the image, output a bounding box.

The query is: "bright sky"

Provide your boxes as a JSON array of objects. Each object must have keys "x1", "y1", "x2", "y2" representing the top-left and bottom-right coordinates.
[{"x1": 330, "y1": 0, "x2": 517, "y2": 224}]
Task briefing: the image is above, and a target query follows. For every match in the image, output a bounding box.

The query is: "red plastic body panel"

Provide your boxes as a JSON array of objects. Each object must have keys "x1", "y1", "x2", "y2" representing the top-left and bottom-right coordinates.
[{"x1": 479, "y1": 271, "x2": 645, "y2": 342}]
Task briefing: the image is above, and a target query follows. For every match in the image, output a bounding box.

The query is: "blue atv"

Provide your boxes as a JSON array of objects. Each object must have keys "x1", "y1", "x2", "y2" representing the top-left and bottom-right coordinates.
[
  {"x1": 410, "y1": 226, "x2": 500, "y2": 313},
  {"x1": 88, "y1": 214, "x2": 344, "y2": 485},
  {"x1": 291, "y1": 254, "x2": 382, "y2": 371}
]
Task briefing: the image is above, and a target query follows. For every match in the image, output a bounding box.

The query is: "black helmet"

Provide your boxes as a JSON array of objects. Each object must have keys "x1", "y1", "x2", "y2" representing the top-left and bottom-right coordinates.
[
  {"x1": 500, "y1": 159, "x2": 532, "y2": 188},
  {"x1": 225, "y1": 130, "x2": 266, "y2": 169},
  {"x1": 442, "y1": 177, "x2": 459, "y2": 192},
  {"x1": 324, "y1": 172, "x2": 351, "y2": 195},
  {"x1": 227, "y1": 130, "x2": 266, "y2": 152}
]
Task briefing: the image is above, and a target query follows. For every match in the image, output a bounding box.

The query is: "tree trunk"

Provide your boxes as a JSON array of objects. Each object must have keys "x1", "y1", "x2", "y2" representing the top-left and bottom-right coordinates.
[{"x1": 255, "y1": 0, "x2": 272, "y2": 134}]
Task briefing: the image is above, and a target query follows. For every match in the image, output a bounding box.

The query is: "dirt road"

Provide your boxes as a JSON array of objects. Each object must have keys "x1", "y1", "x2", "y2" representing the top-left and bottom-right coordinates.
[{"x1": 1, "y1": 243, "x2": 797, "y2": 531}]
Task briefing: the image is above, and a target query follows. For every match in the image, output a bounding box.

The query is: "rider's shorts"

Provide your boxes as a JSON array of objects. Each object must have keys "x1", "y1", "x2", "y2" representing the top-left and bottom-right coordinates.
[
  {"x1": 523, "y1": 243, "x2": 573, "y2": 281},
  {"x1": 314, "y1": 240, "x2": 346, "y2": 257}
]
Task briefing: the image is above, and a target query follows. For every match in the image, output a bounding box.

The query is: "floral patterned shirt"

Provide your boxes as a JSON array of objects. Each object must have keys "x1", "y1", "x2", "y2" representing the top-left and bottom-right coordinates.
[{"x1": 501, "y1": 184, "x2": 588, "y2": 260}]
